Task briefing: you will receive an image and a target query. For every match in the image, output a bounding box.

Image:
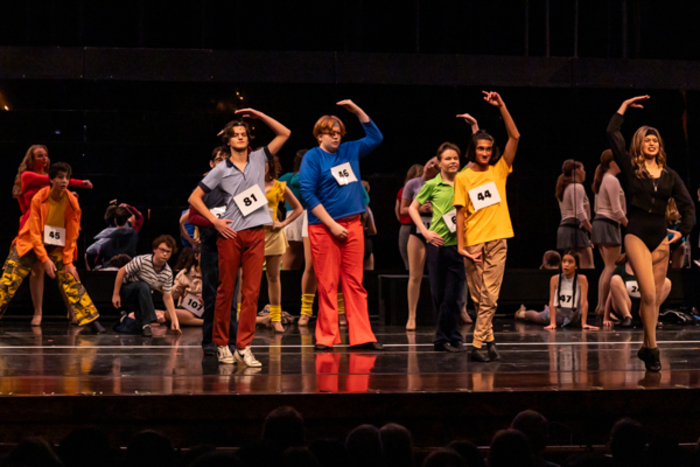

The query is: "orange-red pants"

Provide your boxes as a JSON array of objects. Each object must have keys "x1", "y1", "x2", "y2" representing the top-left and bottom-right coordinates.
[
  {"x1": 213, "y1": 227, "x2": 265, "y2": 348},
  {"x1": 308, "y1": 217, "x2": 377, "y2": 347}
]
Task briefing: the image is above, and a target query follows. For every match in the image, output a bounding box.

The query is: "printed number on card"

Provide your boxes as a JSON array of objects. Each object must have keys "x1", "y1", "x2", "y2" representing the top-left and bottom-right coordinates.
[
  {"x1": 558, "y1": 294, "x2": 573, "y2": 305},
  {"x1": 442, "y1": 209, "x2": 457, "y2": 233},
  {"x1": 210, "y1": 206, "x2": 226, "y2": 219},
  {"x1": 625, "y1": 281, "x2": 641, "y2": 299},
  {"x1": 468, "y1": 181, "x2": 502, "y2": 211},
  {"x1": 182, "y1": 293, "x2": 205, "y2": 318},
  {"x1": 43, "y1": 226, "x2": 66, "y2": 247},
  {"x1": 331, "y1": 162, "x2": 358, "y2": 186},
  {"x1": 233, "y1": 185, "x2": 267, "y2": 217}
]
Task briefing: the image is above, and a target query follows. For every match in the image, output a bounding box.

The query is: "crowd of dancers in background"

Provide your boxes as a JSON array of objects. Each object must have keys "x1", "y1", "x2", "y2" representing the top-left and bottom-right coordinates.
[{"x1": 0, "y1": 93, "x2": 693, "y2": 373}]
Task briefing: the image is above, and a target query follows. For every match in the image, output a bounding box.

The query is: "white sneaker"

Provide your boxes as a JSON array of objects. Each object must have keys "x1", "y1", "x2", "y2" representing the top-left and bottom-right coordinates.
[
  {"x1": 234, "y1": 346, "x2": 262, "y2": 368},
  {"x1": 217, "y1": 345, "x2": 235, "y2": 364}
]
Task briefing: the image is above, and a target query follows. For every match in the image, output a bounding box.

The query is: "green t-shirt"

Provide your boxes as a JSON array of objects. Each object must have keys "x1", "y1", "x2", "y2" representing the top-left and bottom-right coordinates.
[{"x1": 415, "y1": 173, "x2": 457, "y2": 246}]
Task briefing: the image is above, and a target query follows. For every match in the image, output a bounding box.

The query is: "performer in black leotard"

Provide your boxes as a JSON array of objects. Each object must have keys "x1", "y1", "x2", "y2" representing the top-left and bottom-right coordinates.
[{"x1": 607, "y1": 95, "x2": 694, "y2": 372}]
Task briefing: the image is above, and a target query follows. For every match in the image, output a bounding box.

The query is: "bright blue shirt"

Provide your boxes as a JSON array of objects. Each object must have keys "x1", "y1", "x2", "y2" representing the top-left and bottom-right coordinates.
[{"x1": 300, "y1": 120, "x2": 382, "y2": 225}]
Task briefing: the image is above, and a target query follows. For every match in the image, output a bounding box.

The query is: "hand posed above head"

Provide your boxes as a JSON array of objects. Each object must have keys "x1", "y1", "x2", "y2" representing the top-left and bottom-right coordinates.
[
  {"x1": 234, "y1": 107, "x2": 264, "y2": 119},
  {"x1": 618, "y1": 95, "x2": 650, "y2": 114},
  {"x1": 456, "y1": 113, "x2": 479, "y2": 133},
  {"x1": 336, "y1": 100, "x2": 370, "y2": 123},
  {"x1": 482, "y1": 91, "x2": 505, "y2": 108}
]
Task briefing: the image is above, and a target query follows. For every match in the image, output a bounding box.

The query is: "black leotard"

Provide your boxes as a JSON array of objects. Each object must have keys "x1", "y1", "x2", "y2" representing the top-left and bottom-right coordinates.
[{"x1": 607, "y1": 112, "x2": 694, "y2": 252}]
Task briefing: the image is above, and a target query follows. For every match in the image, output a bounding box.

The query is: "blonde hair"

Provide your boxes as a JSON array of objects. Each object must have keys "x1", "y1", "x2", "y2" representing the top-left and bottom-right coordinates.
[
  {"x1": 666, "y1": 198, "x2": 681, "y2": 224},
  {"x1": 629, "y1": 126, "x2": 666, "y2": 179},
  {"x1": 12, "y1": 145, "x2": 49, "y2": 198}
]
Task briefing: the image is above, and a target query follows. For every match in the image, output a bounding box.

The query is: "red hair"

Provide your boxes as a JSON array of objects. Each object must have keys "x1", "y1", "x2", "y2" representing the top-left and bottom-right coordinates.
[{"x1": 312, "y1": 115, "x2": 346, "y2": 140}]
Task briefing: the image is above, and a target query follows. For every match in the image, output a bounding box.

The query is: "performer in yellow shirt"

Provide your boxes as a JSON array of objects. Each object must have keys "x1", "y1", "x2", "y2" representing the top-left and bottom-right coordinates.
[{"x1": 454, "y1": 91, "x2": 520, "y2": 362}]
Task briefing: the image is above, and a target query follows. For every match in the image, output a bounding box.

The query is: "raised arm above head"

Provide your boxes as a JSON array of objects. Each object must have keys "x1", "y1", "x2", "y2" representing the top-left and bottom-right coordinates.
[
  {"x1": 456, "y1": 113, "x2": 480, "y2": 134},
  {"x1": 234, "y1": 108, "x2": 291, "y2": 156},
  {"x1": 482, "y1": 91, "x2": 520, "y2": 167},
  {"x1": 337, "y1": 100, "x2": 370, "y2": 123}
]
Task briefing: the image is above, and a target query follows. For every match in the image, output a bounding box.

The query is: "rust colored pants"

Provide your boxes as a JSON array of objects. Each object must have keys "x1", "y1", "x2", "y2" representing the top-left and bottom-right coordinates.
[{"x1": 213, "y1": 227, "x2": 265, "y2": 348}]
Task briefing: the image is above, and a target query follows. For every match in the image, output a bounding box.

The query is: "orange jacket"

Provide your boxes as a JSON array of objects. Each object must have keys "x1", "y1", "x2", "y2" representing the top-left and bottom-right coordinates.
[{"x1": 12, "y1": 187, "x2": 81, "y2": 267}]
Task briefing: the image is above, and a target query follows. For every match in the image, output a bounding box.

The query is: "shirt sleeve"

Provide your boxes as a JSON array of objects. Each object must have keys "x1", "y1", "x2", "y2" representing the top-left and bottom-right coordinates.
[
  {"x1": 354, "y1": 120, "x2": 384, "y2": 158},
  {"x1": 124, "y1": 256, "x2": 142, "y2": 278},
  {"x1": 601, "y1": 176, "x2": 627, "y2": 224},
  {"x1": 21, "y1": 171, "x2": 49, "y2": 193},
  {"x1": 402, "y1": 180, "x2": 415, "y2": 200},
  {"x1": 607, "y1": 113, "x2": 633, "y2": 179},
  {"x1": 415, "y1": 180, "x2": 434, "y2": 205},
  {"x1": 497, "y1": 157, "x2": 513, "y2": 178},
  {"x1": 162, "y1": 269, "x2": 173, "y2": 294},
  {"x1": 671, "y1": 171, "x2": 696, "y2": 237},
  {"x1": 172, "y1": 270, "x2": 188, "y2": 301},
  {"x1": 573, "y1": 184, "x2": 590, "y2": 223},
  {"x1": 299, "y1": 151, "x2": 322, "y2": 212},
  {"x1": 199, "y1": 163, "x2": 225, "y2": 193},
  {"x1": 453, "y1": 173, "x2": 468, "y2": 208}
]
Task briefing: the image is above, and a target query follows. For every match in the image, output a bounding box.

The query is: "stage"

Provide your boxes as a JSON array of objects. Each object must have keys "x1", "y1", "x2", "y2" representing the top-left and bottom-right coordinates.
[{"x1": 1, "y1": 318, "x2": 700, "y2": 449}]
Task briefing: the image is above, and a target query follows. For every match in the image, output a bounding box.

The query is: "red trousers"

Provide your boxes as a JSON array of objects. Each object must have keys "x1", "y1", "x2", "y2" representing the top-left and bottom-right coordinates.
[
  {"x1": 214, "y1": 227, "x2": 265, "y2": 348},
  {"x1": 308, "y1": 217, "x2": 377, "y2": 347},
  {"x1": 315, "y1": 353, "x2": 377, "y2": 393}
]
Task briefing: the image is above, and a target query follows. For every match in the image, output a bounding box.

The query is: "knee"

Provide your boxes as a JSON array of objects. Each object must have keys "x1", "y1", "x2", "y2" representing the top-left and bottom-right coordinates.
[
  {"x1": 639, "y1": 292, "x2": 655, "y2": 308},
  {"x1": 610, "y1": 275, "x2": 624, "y2": 290},
  {"x1": 135, "y1": 282, "x2": 151, "y2": 295}
]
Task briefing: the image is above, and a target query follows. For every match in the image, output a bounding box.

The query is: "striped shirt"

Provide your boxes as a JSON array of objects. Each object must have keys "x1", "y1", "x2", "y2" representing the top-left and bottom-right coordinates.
[{"x1": 124, "y1": 254, "x2": 173, "y2": 293}]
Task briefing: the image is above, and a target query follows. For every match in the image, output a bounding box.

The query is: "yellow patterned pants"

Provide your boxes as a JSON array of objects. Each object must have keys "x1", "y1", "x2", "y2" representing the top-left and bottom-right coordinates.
[{"x1": 0, "y1": 245, "x2": 99, "y2": 326}]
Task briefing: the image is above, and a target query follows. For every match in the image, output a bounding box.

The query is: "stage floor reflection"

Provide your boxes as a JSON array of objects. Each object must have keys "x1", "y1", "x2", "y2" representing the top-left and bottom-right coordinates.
[{"x1": 1, "y1": 319, "x2": 700, "y2": 396}]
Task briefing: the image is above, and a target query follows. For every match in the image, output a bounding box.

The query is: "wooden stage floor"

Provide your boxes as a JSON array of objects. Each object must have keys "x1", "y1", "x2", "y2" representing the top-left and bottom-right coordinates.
[{"x1": 1, "y1": 318, "x2": 700, "y2": 446}]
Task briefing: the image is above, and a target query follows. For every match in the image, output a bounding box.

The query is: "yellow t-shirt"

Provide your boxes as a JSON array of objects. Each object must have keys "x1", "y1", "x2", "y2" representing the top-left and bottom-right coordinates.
[
  {"x1": 46, "y1": 192, "x2": 68, "y2": 229},
  {"x1": 265, "y1": 180, "x2": 287, "y2": 221},
  {"x1": 453, "y1": 157, "x2": 514, "y2": 246}
]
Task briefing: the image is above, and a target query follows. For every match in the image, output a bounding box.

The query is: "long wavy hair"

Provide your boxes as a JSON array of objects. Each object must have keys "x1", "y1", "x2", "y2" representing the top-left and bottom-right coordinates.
[
  {"x1": 629, "y1": 126, "x2": 666, "y2": 179},
  {"x1": 404, "y1": 164, "x2": 424, "y2": 184},
  {"x1": 555, "y1": 159, "x2": 584, "y2": 202},
  {"x1": 592, "y1": 149, "x2": 614, "y2": 195},
  {"x1": 12, "y1": 145, "x2": 49, "y2": 198}
]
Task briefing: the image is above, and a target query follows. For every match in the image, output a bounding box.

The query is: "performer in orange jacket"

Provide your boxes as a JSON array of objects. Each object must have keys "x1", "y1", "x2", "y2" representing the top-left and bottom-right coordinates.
[{"x1": 0, "y1": 162, "x2": 104, "y2": 332}]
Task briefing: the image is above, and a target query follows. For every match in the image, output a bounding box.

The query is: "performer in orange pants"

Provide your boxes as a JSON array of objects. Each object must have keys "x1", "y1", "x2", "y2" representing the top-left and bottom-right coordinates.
[{"x1": 299, "y1": 99, "x2": 383, "y2": 351}]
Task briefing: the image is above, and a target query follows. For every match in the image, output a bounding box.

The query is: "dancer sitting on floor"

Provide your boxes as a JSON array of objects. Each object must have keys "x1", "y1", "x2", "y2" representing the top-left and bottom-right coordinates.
[
  {"x1": 603, "y1": 253, "x2": 671, "y2": 330},
  {"x1": 516, "y1": 250, "x2": 597, "y2": 330},
  {"x1": 299, "y1": 99, "x2": 383, "y2": 351},
  {"x1": 112, "y1": 235, "x2": 182, "y2": 336},
  {"x1": 607, "y1": 95, "x2": 694, "y2": 371},
  {"x1": 409, "y1": 142, "x2": 465, "y2": 352},
  {"x1": 0, "y1": 162, "x2": 104, "y2": 333}
]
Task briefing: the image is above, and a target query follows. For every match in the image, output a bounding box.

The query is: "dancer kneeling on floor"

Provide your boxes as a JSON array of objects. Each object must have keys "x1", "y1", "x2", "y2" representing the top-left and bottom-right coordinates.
[
  {"x1": 112, "y1": 235, "x2": 182, "y2": 336},
  {"x1": 516, "y1": 250, "x2": 598, "y2": 330},
  {"x1": 0, "y1": 162, "x2": 104, "y2": 333},
  {"x1": 409, "y1": 143, "x2": 465, "y2": 352},
  {"x1": 603, "y1": 253, "x2": 671, "y2": 330}
]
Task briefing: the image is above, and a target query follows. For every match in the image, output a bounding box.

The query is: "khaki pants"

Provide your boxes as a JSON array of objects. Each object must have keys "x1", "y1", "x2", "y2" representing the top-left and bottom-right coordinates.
[
  {"x1": 0, "y1": 245, "x2": 99, "y2": 326},
  {"x1": 464, "y1": 238, "x2": 507, "y2": 348}
]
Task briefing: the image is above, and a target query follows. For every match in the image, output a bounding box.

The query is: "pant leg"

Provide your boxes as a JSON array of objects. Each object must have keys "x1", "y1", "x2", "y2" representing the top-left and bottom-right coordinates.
[
  {"x1": 236, "y1": 228, "x2": 265, "y2": 349},
  {"x1": 338, "y1": 218, "x2": 376, "y2": 346},
  {"x1": 438, "y1": 245, "x2": 466, "y2": 346},
  {"x1": 308, "y1": 223, "x2": 342, "y2": 347},
  {"x1": 464, "y1": 243, "x2": 486, "y2": 346},
  {"x1": 50, "y1": 250, "x2": 99, "y2": 326},
  {"x1": 199, "y1": 228, "x2": 218, "y2": 347},
  {"x1": 214, "y1": 235, "x2": 243, "y2": 346},
  {"x1": 475, "y1": 239, "x2": 508, "y2": 345},
  {"x1": 426, "y1": 243, "x2": 447, "y2": 345},
  {"x1": 120, "y1": 281, "x2": 156, "y2": 326},
  {"x1": 0, "y1": 245, "x2": 36, "y2": 318}
]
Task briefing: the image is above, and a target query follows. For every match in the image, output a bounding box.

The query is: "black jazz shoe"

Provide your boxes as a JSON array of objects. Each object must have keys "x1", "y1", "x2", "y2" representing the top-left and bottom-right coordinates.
[
  {"x1": 487, "y1": 341, "x2": 501, "y2": 361},
  {"x1": 470, "y1": 347, "x2": 491, "y2": 362}
]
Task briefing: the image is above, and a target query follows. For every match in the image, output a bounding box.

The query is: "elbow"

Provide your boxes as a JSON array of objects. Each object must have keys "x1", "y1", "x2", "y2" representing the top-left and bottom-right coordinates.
[{"x1": 511, "y1": 132, "x2": 521, "y2": 142}]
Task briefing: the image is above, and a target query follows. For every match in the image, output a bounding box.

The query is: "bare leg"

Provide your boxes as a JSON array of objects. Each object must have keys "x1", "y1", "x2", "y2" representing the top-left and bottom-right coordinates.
[
  {"x1": 282, "y1": 241, "x2": 304, "y2": 271},
  {"x1": 266, "y1": 255, "x2": 284, "y2": 332},
  {"x1": 363, "y1": 253, "x2": 374, "y2": 271},
  {"x1": 29, "y1": 262, "x2": 44, "y2": 326},
  {"x1": 578, "y1": 247, "x2": 595, "y2": 269},
  {"x1": 609, "y1": 275, "x2": 632, "y2": 319},
  {"x1": 515, "y1": 304, "x2": 550, "y2": 324},
  {"x1": 298, "y1": 237, "x2": 316, "y2": 327},
  {"x1": 625, "y1": 235, "x2": 668, "y2": 349},
  {"x1": 660, "y1": 278, "x2": 672, "y2": 304},
  {"x1": 406, "y1": 235, "x2": 426, "y2": 331},
  {"x1": 670, "y1": 242, "x2": 686, "y2": 269},
  {"x1": 157, "y1": 309, "x2": 203, "y2": 326},
  {"x1": 596, "y1": 244, "x2": 621, "y2": 315}
]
